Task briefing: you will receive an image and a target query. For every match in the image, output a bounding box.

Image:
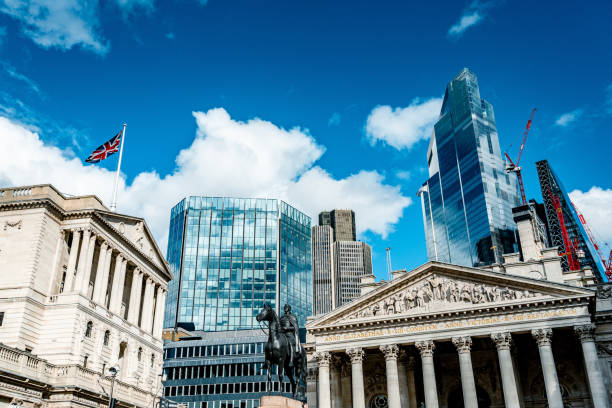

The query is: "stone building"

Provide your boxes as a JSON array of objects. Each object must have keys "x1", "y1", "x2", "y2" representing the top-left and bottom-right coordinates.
[
  {"x1": 0, "y1": 185, "x2": 172, "y2": 408},
  {"x1": 306, "y1": 205, "x2": 612, "y2": 408}
]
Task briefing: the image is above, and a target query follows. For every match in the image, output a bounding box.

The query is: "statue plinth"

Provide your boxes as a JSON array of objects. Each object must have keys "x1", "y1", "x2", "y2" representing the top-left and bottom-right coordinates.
[{"x1": 259, "y1": 396, "x2": 306, "y2": 408}]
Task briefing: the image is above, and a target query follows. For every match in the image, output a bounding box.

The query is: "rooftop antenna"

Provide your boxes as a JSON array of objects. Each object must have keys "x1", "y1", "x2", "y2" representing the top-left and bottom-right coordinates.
[{"x1": 385, "y1": 247, "x2": 392, "y2": 281}]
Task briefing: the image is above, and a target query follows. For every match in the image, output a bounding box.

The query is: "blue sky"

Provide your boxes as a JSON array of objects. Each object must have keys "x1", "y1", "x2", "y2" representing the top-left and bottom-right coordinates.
[{"x1": 1, "y1": 0, "x2": 612, "y2": 279}]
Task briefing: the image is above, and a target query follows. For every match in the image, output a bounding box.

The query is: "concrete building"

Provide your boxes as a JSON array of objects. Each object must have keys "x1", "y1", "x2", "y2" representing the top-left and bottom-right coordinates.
[
  {"x1": 312, "y1": 211, "x2": 372, "y2": 316},
  {"x1": 0, "y1": 184, "x2": 171, "y2": 408},
  {"x1": 306, "y1": 201, "x2": 611, "y2": 408}
]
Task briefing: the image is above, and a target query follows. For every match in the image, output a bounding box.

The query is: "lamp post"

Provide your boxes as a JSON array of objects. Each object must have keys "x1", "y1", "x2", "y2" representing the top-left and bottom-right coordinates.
[
  {"x1": 153, "y1": 372, "x2": 167, "y2": 408},
  {"x1": 108, "y1": 366, "x2": 119, "y2": 408}
]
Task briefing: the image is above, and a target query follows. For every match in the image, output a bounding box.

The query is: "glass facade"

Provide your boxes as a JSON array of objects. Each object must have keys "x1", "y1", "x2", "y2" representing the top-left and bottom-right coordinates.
[
  {"x1": 418, "y1": 68, "x2": 519, "y2": 267},
  {"x1": 163, "y1": 197, "x2": 312, "y2": 331}
]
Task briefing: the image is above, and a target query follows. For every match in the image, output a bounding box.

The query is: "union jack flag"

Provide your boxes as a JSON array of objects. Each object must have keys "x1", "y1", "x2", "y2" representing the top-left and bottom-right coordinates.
[{"x1": 85, "y1": 131, "x2": 122, "y2": 163}]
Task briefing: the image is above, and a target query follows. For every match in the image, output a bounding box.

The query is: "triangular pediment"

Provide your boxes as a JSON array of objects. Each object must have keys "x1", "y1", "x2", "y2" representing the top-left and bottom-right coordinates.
[{"x1": 308, "y1": 262, "x2": 594, "y2": 329}]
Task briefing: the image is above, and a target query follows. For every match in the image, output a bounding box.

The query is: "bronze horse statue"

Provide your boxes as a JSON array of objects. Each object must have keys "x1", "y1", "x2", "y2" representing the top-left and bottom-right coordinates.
[{"x1": 256, "y1": 303, "x2": 307, "y2": 400}]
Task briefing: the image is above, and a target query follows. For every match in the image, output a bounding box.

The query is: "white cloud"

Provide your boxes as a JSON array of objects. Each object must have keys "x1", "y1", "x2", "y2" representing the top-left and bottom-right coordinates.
[
  {"x1": 448, "y1": 1, "x2": 496, "y2": 38},
  {"x1": 554, "y1": 109, "x2": 582, "y2": 127},
  {"x1": 0, "y1": 108, "x2": 411, "y2": 250},
  {"x1": 1, "y1": 62, "x2": 41, "y2": 95},
  {"x1": 395, "y1": 170, "x2": 411, "y2": 181},
  {"x1": 569, "y1": 187, "x2": 612, "y2": 244},
  {"x1": 328, "y1": 112, "x2": 341, "y2": 127},
  {"x1": 365, "y1": 98, "x2": 442, "y2": 150}
]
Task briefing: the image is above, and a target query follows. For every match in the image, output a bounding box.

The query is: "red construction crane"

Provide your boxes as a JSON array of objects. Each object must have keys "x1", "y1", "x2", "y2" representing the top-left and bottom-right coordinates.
[
  {"x1": 505, "y1": 108, "x2": 536, "y2": 205},
  {"x1": 572, "y1": 202, "x2": 612, "y2": 279},
  {"x1": 549, "y1": 189, "x2": 581, "y2": 271}
]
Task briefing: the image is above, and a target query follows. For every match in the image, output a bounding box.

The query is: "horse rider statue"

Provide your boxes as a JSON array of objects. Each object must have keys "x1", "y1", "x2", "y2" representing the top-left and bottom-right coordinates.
[{"x1": 280, "y1": 304, "x2": 300, "y2": 367}]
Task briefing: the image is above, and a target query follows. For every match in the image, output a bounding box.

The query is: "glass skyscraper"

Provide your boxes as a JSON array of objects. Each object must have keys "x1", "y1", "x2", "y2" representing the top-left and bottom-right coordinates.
[
  {"x1": 163, "y1": 197, "x2": 312, "y2": 331},
  {"x1": 418, "y1": 68, "x2": 520, "y2": 267}
]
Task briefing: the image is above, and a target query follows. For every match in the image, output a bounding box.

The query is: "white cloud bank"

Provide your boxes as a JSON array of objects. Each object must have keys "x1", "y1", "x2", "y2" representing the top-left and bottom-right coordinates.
[
  {"x1": 554, "y1": 109, "x2": 582, "y2": 127},
  {"x1": 365, "y1": 98, "x2": 442, "y2": 150},
  {"x1": 0, "y1": 109, "x2": 411, "y2": 250},
  {"x1": 448, "y1": 1, "x2": 497, "y2": 39},
  {"x1": 569, "y1": 187, "x2": 612, "y2": 244}
]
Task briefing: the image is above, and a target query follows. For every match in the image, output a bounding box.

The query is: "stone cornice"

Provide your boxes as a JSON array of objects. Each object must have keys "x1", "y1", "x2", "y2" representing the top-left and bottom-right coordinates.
[{"x1": 308, "y1": 295, "x2": 591, "y2": 335}]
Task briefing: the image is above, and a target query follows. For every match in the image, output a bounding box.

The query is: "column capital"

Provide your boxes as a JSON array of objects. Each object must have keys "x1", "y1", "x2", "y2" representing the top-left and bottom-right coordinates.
[
  {"x1": 574, "y1": 324, "x2": 596, "y2": 342},
  {"x1": 346, "y1": 347, "x2": 365, "y2": 364},
  {"x1": 415, "y1": 340, "x2": 435, "y2": 357},
  {"x1": 380, "y1": 344, "x2": 399, "y2": 360},
  {"x1": 532, "y1": 328, "x2": 553, "y2": 346},
  {"x1": 313, "y1": 351, "x2": 332, "y2": 367},
  {"x1": 452, "y1": 336, "x2": 472, "y2": 353},
  {"x1": 491, "y1": 332, "x2": 513, "y2": 350}
]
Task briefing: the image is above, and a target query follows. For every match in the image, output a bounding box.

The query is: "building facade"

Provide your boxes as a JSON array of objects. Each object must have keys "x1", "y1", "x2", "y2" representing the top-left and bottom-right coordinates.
[
  {"x1": 333, "y1": 241, "x2": 372, "y2": 309},
  {"x1": 418, "y1": 68, "x2": 520, "y2": 268},
  {"x1": 163, "y1": 197, "x2": 312, "y2": 331},
  {"x1": 0, "y1": 185, "x2": 171, "y2": 408},
  {"x1": 163, "y1": 330, "x2": 298, "y2": 408},
  {"x1": 312, "y1": 225, "x2": 335, "y2": 315},
  {"x1": 319, "y1": 210, "x2": 356, "y2": 242},
  {"x1": 536, "y1": 159, "x2": 609, "y2": 281}
]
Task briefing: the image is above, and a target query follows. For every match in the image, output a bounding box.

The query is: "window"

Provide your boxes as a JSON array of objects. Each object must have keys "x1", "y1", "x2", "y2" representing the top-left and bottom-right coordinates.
[
  {"x1": 85, "y1": 321, "x2": 93, "y2": 338},
  {"x1": 137, "y1": 347, "x2": 143, "y2": 361},
  {"x1": 83, "y1": 355, "x2": 89, "y2": 368},
  {"x1": 0, "y1": 312, "x2": 4, "y2": 326},
  {"x1": 103, "y1": 330, "x2": 110, "y2": 346},
  {"x1": 150, "y1": 353, "x2": 155, "y2": 368}
]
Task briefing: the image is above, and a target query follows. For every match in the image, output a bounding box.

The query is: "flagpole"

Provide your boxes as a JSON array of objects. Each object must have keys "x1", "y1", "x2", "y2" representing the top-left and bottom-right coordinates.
[{"x1": 110, "y1": 123, "x2": 126, "y2": 212}]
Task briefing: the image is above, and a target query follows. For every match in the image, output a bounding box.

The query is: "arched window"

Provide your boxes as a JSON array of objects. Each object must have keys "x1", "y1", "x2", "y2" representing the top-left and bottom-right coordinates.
[
  {"x1": 137, "y1": 347, "x2": 142, "y2": 361},
  {"x1": 103, "y1": 330, "x2": 110, "y2": 346},
  {"x1": 85, "y1": 321, "x2": 93, "y2": 338}
]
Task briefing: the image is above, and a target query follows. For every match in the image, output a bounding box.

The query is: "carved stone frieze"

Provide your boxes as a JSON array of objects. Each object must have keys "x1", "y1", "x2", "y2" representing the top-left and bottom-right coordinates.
[
  {"x1": 596, "y1": 284, "x2": 612, "y2": 299},
  {"x1": 4, "y1": 219, "x2": 22, "y2": 230},
  {"x1": 343, "y1": 273, "x2": 540, "y2": 321}
]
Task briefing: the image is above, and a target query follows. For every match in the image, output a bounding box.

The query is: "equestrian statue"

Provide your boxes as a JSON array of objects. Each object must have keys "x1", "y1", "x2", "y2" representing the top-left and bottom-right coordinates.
[{"x1": 256, "y1": 303, "x2": 307, "y2": 401}]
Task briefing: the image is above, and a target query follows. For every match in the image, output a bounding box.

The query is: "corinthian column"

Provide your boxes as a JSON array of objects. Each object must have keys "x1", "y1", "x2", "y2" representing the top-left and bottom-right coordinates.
[
  {"x1": 109, "y1": 256, "x2": 126, "y2": 314},
  {"x1": 127, "y1": 269, "x2": 143, "y2": 325},
  {"x1": 96, "y1": 246, "x2": 113, "y2": 306},
  {"x1": 380, "y1": 345, "x2": 401, "y2": 408},
  {"x1": 532, "y1": 328, "x2": 563, "y2": 408},
  {"x1": 79, "y1": 233, "x2": 97, "y2": 296},
  {"x1": 73, "y1": 229, "x2": 91, "y2": 292},
  {"x1": 575, "y1": 324, "x2": 610, "y2": 408},
  {"x1": 491, "y1": 332, "x2": 520, "y2": 407},
  {"x1": 141, "y1": 277, "x2": 155, "y2": 332},
  {"x1": 92, "y1": 242, "x2": 108, "y2": 301},
  {"x1": 64, "y1": 229, "x2": 82, "y2": 292},
  {"x1": 314, "y1": 351, "x2": 332, "y2": 408},
  {"x1": 452, "y1": 336, "x2": 478, "y2": 408},
  {"x1": 415, "y1": 340, "x2": 439, "y2": 408},
  {"x1": 346, "y1": 348, "x2": 365, "y2": 408},
  {"x1": 152, "y1": 287, "x2": 166, "y2": 338}
]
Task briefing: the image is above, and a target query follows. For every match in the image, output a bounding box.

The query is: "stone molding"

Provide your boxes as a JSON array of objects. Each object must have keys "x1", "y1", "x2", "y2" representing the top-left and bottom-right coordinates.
[
  {"x1": 415, "y1": 340, "x2": 435, "y2": 357},
  {"x1": 451, "y1": 336, "x2": 472, "y2": 353},
  {"x1": 345, "y1": 347, "x2": 364, "y2": 364},
  {"x1": 531, "y1": 328, "x2": 553, "y2": 346},
  {"x1": 3, "y1": 219, "x2": 22, "y2": 230},
  {"x1": 574, "y1": 324, "x2": 596, "y2": 342},
  {"x1": 313, "y1": 351, "x2": 332, "y2": 367},
  {"x1": 379, "y1": 344, "x2": 399, "y2": 360},
  {"x1": 491, "y1": 332, "x2": 513, "y2": 350}
]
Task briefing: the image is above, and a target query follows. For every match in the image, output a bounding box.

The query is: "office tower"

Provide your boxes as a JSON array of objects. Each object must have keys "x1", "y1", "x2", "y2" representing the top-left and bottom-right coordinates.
[
  {"x1": 334, "y1": 241, "x2": 372, "y2": 307},
  {"x1": 312, "y1": 225, "x2": 335, "y2": 314},
  {"x1": 164, "y1": 197, "x2": 312, "y2": 331},
  {"x1": 312, "y1": 210, "x2": 372, "y2": 315},
  {"x1": 536, "y1": 160, "x2": 607, "y2": 281},
  {"x1": 319, "y1": 209, "x2": 357, "y2": 241},
  {"x1": 417, "y1": 68, "x2": 520, "y2": 267}
]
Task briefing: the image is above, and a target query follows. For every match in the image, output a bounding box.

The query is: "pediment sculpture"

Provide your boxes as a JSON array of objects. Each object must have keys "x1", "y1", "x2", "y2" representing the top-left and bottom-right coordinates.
[{"x1": 344, "y1": 274, "x2": 542, "y2": 321}]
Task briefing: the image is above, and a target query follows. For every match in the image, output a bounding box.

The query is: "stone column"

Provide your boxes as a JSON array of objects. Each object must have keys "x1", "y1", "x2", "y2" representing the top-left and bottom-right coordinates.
[
  {"x1": 415, "y1": 340, "x2": 439, "y2": 408},
  {"x1": 346, "y1": 348, "x2": 365, "y2": 408},
  {"x1": 575, "y1": 324, "x2": 611, "y2": 408},
  {"x1": 73, "y1": 229, "x2": 91, "y2": 292},
  {"x1": 452, "y1": 336, "x2": 478, "y2": 408},
  {"x1": 340, "y1": 359, "x2": 352, "y2": 408},
  {"x1": 330, "y1": 357, "x2": 342, "y2": 408},
  {"x1": 532, "y1": 328, "x2": 563, "y2": 408},
  {"x1": 92, "y1": 241, "x2": 108, "y2": 301},
  {"x1": 64, "y1": 229, "x2": 82, "y2": 292},
  {"x1": 380, "y1": 345, "x2": 401, "y2": 408},
  {"x1": 406, "y1": 356, "x2": 418, "y2": 408},
  {"x1": 314, "y1": 352, "x2": 332, "y2": 408},
  {"x1": 127, "y1": 269, "x2": 143, "y2": 325},
  {"x1": 152, "y1": 286, "x2": 166, "y2": 338},
  {"x1": 141, "y1": 277, "x2": 155, "y2": 332},
  {"x1": 109, "y1": 256, "x2": 126, "y2": 314},
  {"x1": 397, "y1": 351, "x2": 410, "y2": 408},
  {"x1": 491, "y1": 332, "x2": 521, "y2": 407},
  {"x1": 79, "y1": 233, "x2": 97, "y2": 296},
  {"x1": 96, "y1": 246, "x2": 113, "y2": 306}
]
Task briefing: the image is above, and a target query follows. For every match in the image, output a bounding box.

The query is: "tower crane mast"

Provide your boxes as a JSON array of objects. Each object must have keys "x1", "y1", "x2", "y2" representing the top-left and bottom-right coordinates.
[{"x1": 505, "y1": 108, "x2": 536, "y2": 205}]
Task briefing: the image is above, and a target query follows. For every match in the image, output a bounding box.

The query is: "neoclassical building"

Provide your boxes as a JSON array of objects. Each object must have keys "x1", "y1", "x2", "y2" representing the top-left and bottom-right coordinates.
[
  {"x1": 306, "y1": 206, "x2": 612, "y2": 408},
  {"x1": 0, "y1": 185, "x2": 172, "y2": 408}
]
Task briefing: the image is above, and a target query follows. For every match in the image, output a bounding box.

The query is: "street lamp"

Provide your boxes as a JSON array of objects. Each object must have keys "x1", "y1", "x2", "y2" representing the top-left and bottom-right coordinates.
[
  {"x1": 108, "y1": 366, "x2": 119, "y2": 408},
  {"x1": 154, "y1": 372, "x2": 167, "y2": 408}
]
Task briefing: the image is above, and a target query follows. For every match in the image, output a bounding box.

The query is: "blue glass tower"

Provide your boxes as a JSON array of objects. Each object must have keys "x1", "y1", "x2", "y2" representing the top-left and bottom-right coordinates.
[
  {"x1": 418, "y1": 68, "x2": 520, "y2": 267},
  {"x1": 163, "y1": 197, "x2": 312, "y2": 331}
]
